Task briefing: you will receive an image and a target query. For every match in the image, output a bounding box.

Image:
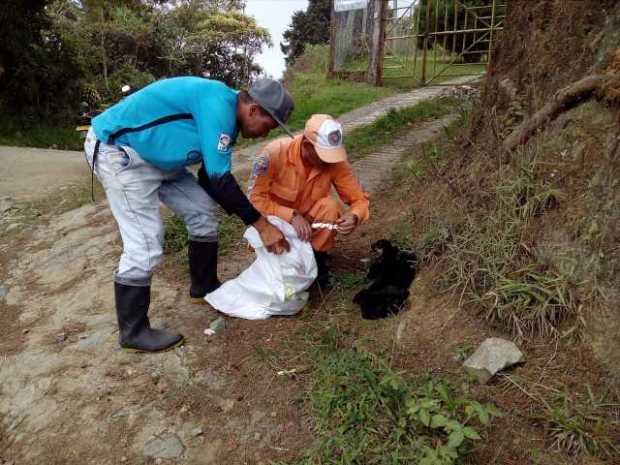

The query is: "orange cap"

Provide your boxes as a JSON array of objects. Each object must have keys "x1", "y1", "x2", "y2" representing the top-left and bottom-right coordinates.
[{"x1": 303, "y1": 114, "x2": 347, "y2": 163}]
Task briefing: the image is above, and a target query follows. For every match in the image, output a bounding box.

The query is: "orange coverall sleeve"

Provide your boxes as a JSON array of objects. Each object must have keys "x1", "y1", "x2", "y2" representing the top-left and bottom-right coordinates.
[
  {"x1": 332, "y1": 162, "x2": 370, "y2": 223},
  {"x1": 248, "y1": 145, "x2": 295, "y2": 223}
]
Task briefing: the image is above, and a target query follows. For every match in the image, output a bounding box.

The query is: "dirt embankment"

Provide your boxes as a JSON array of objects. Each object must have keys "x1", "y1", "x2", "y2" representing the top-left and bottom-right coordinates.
[
  {"x1": 476, "y1": 0, "x2": 620, "y2": 370},
  {"x1": 484, "y1": 0, "x2": 620, "y2": 111}
]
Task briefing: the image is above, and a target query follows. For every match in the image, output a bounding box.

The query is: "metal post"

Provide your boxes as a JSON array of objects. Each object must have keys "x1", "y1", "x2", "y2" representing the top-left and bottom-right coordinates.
[
  {"x1": 462, "y1": 7, "x2": 468, "y2": 56},
  {"x1": 421, "y1": 0, "x2": 431, "y2": 84},
  {"x1": 328, "y1": 0, "x2": 336, "y2": 76},
  {"x1": 452, "y1": 0, "x2": 458, "y2": 55},
  {"x1": 443, "y1": 0, "x2": 449, "y2": 62},
  {"x1": 433, "y1": 0, "x2": 439, "y2": 75},
  {"x1": 412, "y1": 1, "x2": 421, "y2": 81},
  {"x1": 489, "y1": 0, "x2": 497, "y2": 67}
]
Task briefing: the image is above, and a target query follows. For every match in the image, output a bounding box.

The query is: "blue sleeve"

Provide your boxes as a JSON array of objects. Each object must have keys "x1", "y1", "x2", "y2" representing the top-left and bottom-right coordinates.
[
  {"x1": 189, "y1": 95, "x2": 234, "y2": 177},
  {"x1": 189, "y1": 86, "x2": 261, "y2": 225}
]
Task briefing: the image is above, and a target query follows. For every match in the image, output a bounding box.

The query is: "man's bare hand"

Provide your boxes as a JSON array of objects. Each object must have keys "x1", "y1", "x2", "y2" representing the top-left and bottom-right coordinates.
[
  {"x1": 336, "y1": 213, "x2": 359, "y2": 236},
  {"x1": 291, "y1": 212, "x2": 312, "y2": 242},
  {"x1": 253, "y1": 217, "x2": 290, "y2": 254}
]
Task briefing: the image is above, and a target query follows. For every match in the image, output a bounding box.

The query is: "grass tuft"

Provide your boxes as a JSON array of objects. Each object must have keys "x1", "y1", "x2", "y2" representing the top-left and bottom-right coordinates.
[
  {"x1": 535, "y1": 390, "x2": 619, "y2": 458},
  {"x1": 437, "y1": 151, "x2": 582, "y2": 340}
]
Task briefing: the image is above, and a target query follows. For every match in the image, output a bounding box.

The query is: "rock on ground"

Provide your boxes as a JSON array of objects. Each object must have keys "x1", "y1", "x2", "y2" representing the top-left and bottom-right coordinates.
[
  {"x1": 143, "y1": 432, "x2": 185, "y2": 459},
  {"x1": 463, "y1": 337, "x2": 524, "y2": 383}
]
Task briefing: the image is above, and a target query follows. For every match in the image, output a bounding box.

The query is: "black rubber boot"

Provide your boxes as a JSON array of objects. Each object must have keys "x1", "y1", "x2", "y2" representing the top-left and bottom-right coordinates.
[
  {"x1": 314, "y1": 251, "x2": 334, "y2": 290},
  {"x1": 188, "y1": 240, "x2": 221, "y2": 303},
  {"x1": 115, "y1": 282, "x2": 184, "y2": 352}
]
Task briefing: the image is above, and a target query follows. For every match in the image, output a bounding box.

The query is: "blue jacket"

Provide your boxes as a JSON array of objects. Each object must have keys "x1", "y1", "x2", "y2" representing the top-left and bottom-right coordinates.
[
  {"x1": 92, "y1": 77, "x2": 238, "y2": 175},
  {"x1": 92, "y1": 77, "x2": 261, "y2": 225}
]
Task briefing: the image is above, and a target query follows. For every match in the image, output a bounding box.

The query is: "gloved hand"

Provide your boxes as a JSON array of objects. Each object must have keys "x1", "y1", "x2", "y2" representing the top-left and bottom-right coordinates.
[
  {"x1": 253, "y1": 217, "x2": 290, "y2": 254},
  {"x1": 291, "y1": 211, "x2": 312, "y2": 242}
]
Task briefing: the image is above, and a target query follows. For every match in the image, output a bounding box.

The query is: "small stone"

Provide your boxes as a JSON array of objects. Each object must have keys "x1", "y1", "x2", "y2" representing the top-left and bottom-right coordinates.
[
  {"x1": 191, "y1": 427, "x2": 204, "y2": 437},
  {"x1": 209, "y1": 317, "x2": 226, "y2": 333},
  {"x1": 270, "y1": 411, "x2": 277, "y2": 418},
  {"x1": 0, "y1": 196, "x2": 13, "y2": 214},
  {"x1": 463, "y1": 337, "x2": 524, "y2": 383},
  {"x1": 22, "y1": 328, "x2": 29, "y2": 335},
  {"x1": 143, "y1": 433, "x2": 184, "y2": 459},
  {"x1": 120, "y1": 456, "x2": 127, "y2": 462},
  {"x1": 254, "y1": 432, "x2": 261, "y2": 441},
  {"x1": 157, "y1": 380, "x2": 169, "y2": 394},
  {"x1": 55, "y1": 333, "x2": 67, "y2": 343},
  {"x1": 219, "y1": 398, "x2": 235, "y2": 412},
  {"x1": 78, "y1": 332, "x2": 108, "y2": 350}
]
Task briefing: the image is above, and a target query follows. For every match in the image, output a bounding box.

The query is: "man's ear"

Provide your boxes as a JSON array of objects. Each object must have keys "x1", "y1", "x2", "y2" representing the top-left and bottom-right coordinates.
[{"x1": 248, "y1": 103, "x2": 259, "y2": 117}]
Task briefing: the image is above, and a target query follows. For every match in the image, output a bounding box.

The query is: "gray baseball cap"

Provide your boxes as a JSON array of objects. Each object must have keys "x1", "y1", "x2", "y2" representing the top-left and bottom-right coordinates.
[{"x1": 248, "y1": 79, "x2": 295, "y2": 138}]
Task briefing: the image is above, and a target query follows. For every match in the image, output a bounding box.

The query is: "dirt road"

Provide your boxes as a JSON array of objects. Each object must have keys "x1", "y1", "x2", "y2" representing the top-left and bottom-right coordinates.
[
  {"x1": 0, "y1": 146, "x2": 89, "y2": 202},
  {"x1": 0, "y1": 86, "x2": 468, "y2": 465}
]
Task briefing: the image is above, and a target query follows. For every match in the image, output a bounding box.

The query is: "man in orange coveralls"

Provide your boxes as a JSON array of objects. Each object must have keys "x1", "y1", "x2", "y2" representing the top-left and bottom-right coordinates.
[{"x1": 248, "y1": 114, "x2": 370, "y2": 288}]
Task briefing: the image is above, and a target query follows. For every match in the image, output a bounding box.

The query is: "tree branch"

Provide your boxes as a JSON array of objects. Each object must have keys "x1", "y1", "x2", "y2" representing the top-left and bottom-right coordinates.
[{"x1": 503, "y1": 74, "x2": 620, "y2": 151}]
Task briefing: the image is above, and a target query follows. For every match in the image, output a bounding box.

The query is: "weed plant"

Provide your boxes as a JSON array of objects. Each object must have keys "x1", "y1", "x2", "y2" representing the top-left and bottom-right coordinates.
[{"x1": 275, "y1": 328, "x2": 501, "y2": 465}]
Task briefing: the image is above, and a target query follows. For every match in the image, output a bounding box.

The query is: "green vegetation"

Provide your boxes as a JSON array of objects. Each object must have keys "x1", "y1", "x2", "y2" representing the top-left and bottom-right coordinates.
[
  {"x1": 1, "y1": 0, "x2": 270, "y2": 129},
  {"x1": 536, "y1": 390, "x2": 619, "y2": 458},
  {"x1": 281, "y1": 0, "x2": 330, "y2": 65},
  {"x1": 163, "y1": 210, "x2": 245, "y2": 264},
  {"x1": 275, "y1": 328, "x2": 501, "y2": 465},
  {"x1": 0, "y1": 117, "x2": 83, "y2": 150},
  {"x1": 345, "y1": 52, "x2": 485, "y2": 90},
  {"x1": 345, "y1": 97, "x2": 460, "y2": 158},
  {"x1": 334, "y1": 271, "x2": 368, "y2": 289},
  {"x1": 236, "y1": 45, "x2": 395, "y2": 147},
  {"x1": 284, "y1": 45, "x2": 393, "y2": 131},
  {"x1": 440, "y1": 152, "x2": 582, "y2": 339}
]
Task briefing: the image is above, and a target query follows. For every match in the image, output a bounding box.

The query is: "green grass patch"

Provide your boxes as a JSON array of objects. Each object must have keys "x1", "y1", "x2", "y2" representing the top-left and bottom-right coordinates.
[
  {"x1": 236, "y1": 45, "x2": 394, "y2": 147},
  {"x1": 334, "y1": 270, "x2": 368, "y2": 290},
  {"x1": 0, "y1": 116, "x2": 83, "y2": 150},
  {"x1": 275, "y1": 328, "x2": 501, "y2": 465},
  {"x1": 163, "y1": 210, "x2": 246, "y2": 265},
  {"x1": 344, "y1": 97, "x2": 460, "y2": 159},
  {"x1": 343, "y1": 48, "x2": 486, "y2": 90}
]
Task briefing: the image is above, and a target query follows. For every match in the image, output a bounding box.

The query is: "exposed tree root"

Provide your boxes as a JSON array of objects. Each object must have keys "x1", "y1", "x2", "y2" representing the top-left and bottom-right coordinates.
[{"x1": 503, "y1": 73, "x2": 620, "y2": 151}]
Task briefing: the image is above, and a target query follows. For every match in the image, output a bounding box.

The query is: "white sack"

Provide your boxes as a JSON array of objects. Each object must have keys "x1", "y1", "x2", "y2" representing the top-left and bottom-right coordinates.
[{"x1": 205, "y1": 216, "x2": 317, "y2": 320}]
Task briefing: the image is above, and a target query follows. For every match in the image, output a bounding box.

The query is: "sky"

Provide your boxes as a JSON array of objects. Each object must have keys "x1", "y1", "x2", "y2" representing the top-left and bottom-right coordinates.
[{"x1": 244, "y1": 0, "x2": 309, "y2": 79}]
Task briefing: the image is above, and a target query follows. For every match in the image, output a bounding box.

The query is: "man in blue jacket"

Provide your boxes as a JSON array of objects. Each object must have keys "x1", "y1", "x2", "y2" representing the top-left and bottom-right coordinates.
[{"x1": 85, "y1": 77, "x2": 293, "y2": 353}]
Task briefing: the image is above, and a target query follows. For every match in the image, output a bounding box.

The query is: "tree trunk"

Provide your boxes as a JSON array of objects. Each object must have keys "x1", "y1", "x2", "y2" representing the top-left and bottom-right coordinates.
[{"x1": 367, "y1": 0, "x2": 386, "y2": 86}]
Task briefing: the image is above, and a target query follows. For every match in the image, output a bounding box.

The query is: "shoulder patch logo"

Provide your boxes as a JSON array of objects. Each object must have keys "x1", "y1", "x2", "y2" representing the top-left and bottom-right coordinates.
[
  {"x1": 247, "y1": 154, "x2": 270, "y2": 194},
  {"x1": 217, "y1": 133, "x2": 232, "y2": 153}
]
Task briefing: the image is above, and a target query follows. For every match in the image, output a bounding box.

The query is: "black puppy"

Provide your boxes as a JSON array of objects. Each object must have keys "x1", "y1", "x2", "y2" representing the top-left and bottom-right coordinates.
[{"x1": 353, "y1": 240, "x2": 417, "y2": 320}]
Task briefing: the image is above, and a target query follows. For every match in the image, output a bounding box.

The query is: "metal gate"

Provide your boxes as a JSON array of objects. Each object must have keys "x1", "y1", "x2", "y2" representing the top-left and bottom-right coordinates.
[{"x1": 383, "y1": 0, "x2": 507, "y2": 85}]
